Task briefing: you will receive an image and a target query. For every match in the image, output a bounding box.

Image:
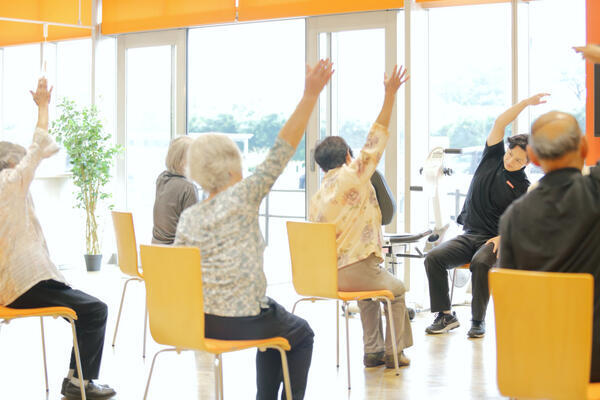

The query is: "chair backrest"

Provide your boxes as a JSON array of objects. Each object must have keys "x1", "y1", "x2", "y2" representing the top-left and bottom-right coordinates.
[
  {"x1": 286, "y1": 221, "x2": 339, "y2": 299},
  {"x1": 140, "y1": 244, "x2": 206, "y2": 350},
  {"x1": 111, "y1": 211, "x2": 142, "y2": 278},
  {"x1": 489, "y1": 268, "x2": 594, "y2": 400}
]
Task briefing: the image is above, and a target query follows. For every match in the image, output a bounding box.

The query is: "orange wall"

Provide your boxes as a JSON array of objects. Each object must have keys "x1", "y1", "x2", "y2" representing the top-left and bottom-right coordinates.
[{"x1": 586, "y1": 0, "x2": 600, "y2": 165}]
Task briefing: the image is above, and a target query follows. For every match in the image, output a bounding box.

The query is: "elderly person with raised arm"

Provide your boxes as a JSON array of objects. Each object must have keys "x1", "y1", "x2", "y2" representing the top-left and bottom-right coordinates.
[
  {"x1": 499, "y1": 111, "x2": 600, "y2": 382},
  {"x1": 152, "y1": 136, "x2": 198, "y2": 244},
  {"x1": 0, "y1": 77, "x2": 115, "y2": 399},
  {"x1": 309, "y1": 66, "x2": 413, "y2": 369},
  {"x1": 174, "y1": 60, "x2": 333, "y2": 400}
]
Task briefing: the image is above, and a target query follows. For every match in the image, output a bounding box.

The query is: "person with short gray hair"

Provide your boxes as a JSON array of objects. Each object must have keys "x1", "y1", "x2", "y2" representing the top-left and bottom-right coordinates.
[
  {"x1": 174, "y1": 60, "x2": 333, "y2": 399},
  {"x1": 152, "y1": 135, "x2": 198, "y2": 245},
  {"x1": 499, "y1": 110, "x2": 600, "y2": 383}
]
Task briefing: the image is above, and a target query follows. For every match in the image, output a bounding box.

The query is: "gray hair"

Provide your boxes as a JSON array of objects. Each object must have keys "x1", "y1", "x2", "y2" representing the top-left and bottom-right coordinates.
[
  {"x1": 0, "y1": 142, "x2": 26, "y2": 172},
  {"x1": 529, "y1": 113, "x2": 582, "y2": 160},
  {"x1": 187, "y1": 134, "x2": 242, "y2": 193},
  {"x1": 165, "y1": 136, "x2": 193, "y2": 175}
]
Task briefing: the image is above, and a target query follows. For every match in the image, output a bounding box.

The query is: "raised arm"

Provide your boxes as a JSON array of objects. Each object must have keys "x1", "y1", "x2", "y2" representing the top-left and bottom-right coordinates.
[
  {"x1": 30, "y1": 77, "x2": 52, "y2": 131},
  {"x1": 486, "y1": 93, "x2": 549, "y2": 147},
  {"x1": 278, "y1": 60, "x2": 334, "y2": 148},
  {"x1": 574, "y1": 44, "x2": 600, "y2": 64},
  {"x1": 347, "y1": 65, "x2": 408, "y2": 183},
  {"x1": 375, "y1": 65, "x2": 409, "y2": 129}
]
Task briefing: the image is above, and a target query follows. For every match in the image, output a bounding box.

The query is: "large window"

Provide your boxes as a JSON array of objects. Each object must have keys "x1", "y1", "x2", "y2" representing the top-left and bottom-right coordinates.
[
  {"x1": 188, "y1": 20, "x2": 305, "y2": 282},
  {"x1": 426, "y1": 4, "x2": 511, "y2": 225}
]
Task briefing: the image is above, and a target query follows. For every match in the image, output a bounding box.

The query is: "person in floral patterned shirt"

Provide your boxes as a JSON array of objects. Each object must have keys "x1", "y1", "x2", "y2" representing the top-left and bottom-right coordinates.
[{"x1": 309, "y1": 65, "x2": 413, "y2": 369}]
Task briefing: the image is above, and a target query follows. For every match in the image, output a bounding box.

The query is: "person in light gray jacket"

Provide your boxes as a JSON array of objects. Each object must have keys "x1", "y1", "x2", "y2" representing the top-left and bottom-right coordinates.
[{"x1": 152, "y1": 136, "x2": 198, "y2": 244}]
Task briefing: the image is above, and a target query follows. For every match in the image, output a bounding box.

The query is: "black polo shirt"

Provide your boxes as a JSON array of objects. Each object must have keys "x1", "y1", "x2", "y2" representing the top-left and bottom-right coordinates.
[
  {"x1": 499, "y1": 164, "x2": 600, "y2": 381},
  {"x1": 456, "y1": 141, "x2": 530, "y2": 236}
]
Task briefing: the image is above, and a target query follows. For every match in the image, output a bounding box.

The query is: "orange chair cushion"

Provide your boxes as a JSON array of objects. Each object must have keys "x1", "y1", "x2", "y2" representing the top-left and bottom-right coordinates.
[
  {"x1": 589, "y1": 383, "x2": 600, "y2": 399},
  {"x1": 0, "y1": 305, "x2": 78, "y2": 320},
  {"x1": 458, "y1": 263, "x2": 470, "y2": 269},
  {"x1": 203, "y1": 336, "x2": 291, "y2": 354},
  {"x1": 338, "y1": 290, "x2": 394, "y2": 301}
]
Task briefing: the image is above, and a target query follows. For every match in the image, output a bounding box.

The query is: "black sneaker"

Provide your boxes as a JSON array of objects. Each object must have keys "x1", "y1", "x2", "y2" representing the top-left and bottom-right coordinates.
[
  {"x1": 425, "y1": 312, "x2": 460, "y2": 334},
  {"x1": 363, "y1": 351, "x2": 385, "y2": 367},
  {"x1": 467, "y1": 320, "x2": 485, "y2": 338},
  {"x1": 61, "y1": 380, "x2": 116, "y2": 399}
]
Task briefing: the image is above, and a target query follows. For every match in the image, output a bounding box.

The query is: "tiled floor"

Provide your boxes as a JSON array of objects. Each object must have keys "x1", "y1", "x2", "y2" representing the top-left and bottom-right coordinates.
[{"x1": 0, "y1": 263, "x2": 503, "y2": 399}]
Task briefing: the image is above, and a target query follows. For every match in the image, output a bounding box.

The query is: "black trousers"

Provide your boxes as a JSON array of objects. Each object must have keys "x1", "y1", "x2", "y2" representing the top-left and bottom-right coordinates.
[
  {"x1": 8, "y1": 280, "x2": 108, "y2": 380},
  {"x1": 424, "y1": 233, "x2": 497, "y2": 321},
  {"x1": 205, "y1": 298, "x2": 314, "y2": 400}
]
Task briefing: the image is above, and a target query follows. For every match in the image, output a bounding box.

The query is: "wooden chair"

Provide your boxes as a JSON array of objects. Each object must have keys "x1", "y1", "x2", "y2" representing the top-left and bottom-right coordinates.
[
  {"x1": 140, "y1": 244, "x2": 293, "y2": 400},
  {"x1": 111, "y1": 211, "x2": 148, "y2": 357},
  {"x1": 0, "y1": 305, "x2": 87, "y2": 399},
  {"x1": 286, "y1": 221, "x2": 401, "y2": 390},
  {"x1": 489, "y1": 268, "x2": 600, "y2": 399}
]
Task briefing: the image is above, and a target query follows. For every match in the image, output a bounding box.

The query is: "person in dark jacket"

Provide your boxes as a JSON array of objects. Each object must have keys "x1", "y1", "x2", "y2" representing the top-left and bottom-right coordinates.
[{"x1": 152, "y1": 136, "x2": 198, "y2": 244}]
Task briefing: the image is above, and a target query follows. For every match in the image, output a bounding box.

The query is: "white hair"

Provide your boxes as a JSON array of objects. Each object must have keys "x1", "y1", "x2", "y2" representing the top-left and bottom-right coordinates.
[
  {"x1": 0, "y1": 142, "x2": 26, "y2": 172},
  {"x1": 187, "y1": 134, "x2": 242, "y2": 193},
  {"x1": 165, "y1": 136, "x2": 193, "y2": 175}
]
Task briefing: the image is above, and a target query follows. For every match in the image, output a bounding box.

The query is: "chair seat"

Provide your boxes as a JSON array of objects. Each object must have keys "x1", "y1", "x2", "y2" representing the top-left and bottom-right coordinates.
[
  {"x1": 0, "y1": 305, "x2": 77, "y2": 321},
  {"x1": 338, "y1": 290, "x2": 394, "y2": 302},
  {"x1": 383, "y1": 229, "x2": 432, "y2": 244},
  {"x1": 203, "y1": 336, "x2": 291, "y2": 354},
  {"x1": 457, "y1": 263, "x2": 469, "y2": 269},
  {"x1": 589, "y1": 383, "x2": 600, "y2": 399}
]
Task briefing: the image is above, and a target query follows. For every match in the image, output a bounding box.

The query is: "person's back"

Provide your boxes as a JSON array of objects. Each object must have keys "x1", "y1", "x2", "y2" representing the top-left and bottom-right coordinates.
[{"x1": 499, "y1": 110, "x2": 600, "y2": 382}]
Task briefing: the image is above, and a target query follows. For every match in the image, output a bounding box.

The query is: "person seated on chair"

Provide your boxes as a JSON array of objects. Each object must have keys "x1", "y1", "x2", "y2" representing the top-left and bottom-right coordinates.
[
  {"x1": 0, "y1": 77, "x2": 115, "y2": 399},
  {"x1": 499, "y1": 110, "x2": 600, "y2": 382},
  {"x1": 174, "y1": 60, "x2": 333, "y2": 400},
  {"x1": 309, "y1": 66, "x2": 413, "y2": 369},
  {"x1": 152, "y1": 135, "x2": 198, "y2": 244},
  {"x1": 423, "y1": 93, "x2": 549, "y2": 338}
]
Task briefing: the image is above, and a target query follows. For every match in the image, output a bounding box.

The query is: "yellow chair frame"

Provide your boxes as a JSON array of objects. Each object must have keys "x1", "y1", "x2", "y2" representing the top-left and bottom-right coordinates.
[
  {"x1": 286, "y1": 221, "x2": 400, "y2": 390},
  {"x1": 489, "y1": 268, "x2": 600, "y2": 400},
  {"x1": 111, "y1": 211, "x2": 148, "y2": 358},
  {"x1": 140, "y1": 245, "x2": 293, "y2": 400},
  {"x1": 0, "y1": 305, "x2": 87, "y2": 400}
]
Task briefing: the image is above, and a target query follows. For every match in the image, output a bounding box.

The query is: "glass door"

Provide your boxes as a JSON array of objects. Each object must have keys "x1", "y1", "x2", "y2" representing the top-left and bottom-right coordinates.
[
  {"x1": 117, "y1": 30, "x2": 186, "y2": 244},
  {"x1": 305, "y1": 11, "x2": 401, "y2": 230}
]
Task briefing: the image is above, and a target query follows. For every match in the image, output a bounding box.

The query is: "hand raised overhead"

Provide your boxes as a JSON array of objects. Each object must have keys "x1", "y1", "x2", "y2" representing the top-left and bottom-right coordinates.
[
  {"x1": 384, "y1": 65, "x2": 409, "y2": 95},
  {"x1": 526, "y1": 92, "x2": 550, "y2": 106},
  {"x1": 304, "y1": 59, "x2": 334, "y2": 98},
  {"x1": 30, "y1": 77, "x2": 53, "y2": 107}
]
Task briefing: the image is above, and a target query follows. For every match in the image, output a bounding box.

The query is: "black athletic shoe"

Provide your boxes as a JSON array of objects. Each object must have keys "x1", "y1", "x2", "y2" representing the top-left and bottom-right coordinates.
[
  {"x1": 467, "y1": 320, "x2": 485, "y2": 338},
  {"x1": 61, "y1": 380, "x2": 116, "y2": 399},
  {"x1": 425, "y1": 311, "x2": 460, "y2": 334},
  {"x1": 408, "y1": 307, "x2": 416, "y2": 321}
]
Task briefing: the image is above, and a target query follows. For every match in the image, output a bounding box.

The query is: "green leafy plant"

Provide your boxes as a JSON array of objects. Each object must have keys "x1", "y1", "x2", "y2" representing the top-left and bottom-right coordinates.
[{"x1": 50, "y1": 98, "x2": 122, "y2": 255}]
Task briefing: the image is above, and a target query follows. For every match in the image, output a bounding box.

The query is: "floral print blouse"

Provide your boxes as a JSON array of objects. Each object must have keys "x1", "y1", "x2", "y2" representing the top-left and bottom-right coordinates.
[
  {"x1": 309, "y1": 123, "x2": 389, "y2": 268},
  {"x1": 174, "y1": 137, "x2": 295, "y2": 317}
]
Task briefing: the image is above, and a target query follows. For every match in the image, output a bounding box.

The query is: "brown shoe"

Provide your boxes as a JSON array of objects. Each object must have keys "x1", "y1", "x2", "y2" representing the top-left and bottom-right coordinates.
[
  {"x1": 385, "y1": 351, "x2": 410, "y2": 368},
  {"x1": 363, "y1": 351, "x2": 385, "y2": 367}
]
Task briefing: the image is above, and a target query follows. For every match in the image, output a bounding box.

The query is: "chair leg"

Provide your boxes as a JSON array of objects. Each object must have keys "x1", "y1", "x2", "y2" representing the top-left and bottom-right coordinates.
[
  {"x1": 213, "y1": 355, "x2": 221, "y2": 400},
  {"x1": 450, "y1": 269, "x2": 457, "y2": 306},
  {"x1": 143, "y1": 348, "x2": 178, "y2": 400},
  {"x1": 275, "y1": 346, "x2": 293, "y2": 400},
  {"x1": 40, "y1": 317, "x2": 49, "y2": 392},
  {"x1": 291, "y1": 297, "x2": 320, "y2": 314},
  {"x1": 381, "y1": 297, "x2": 400, "y2": 376},
  {"x1": 336, "y1": 300, "x2": 340, "y2": 368},
  {"x1": 217, "y1": 354, "x2": 224, "y2": 400},
  {"x1": 143, "y1": 303, "x2": 148, "y2": 358},
  {"x1": 112, "y1": 278, "x2": 135, "y2": 347},
  {"x1": 344, "y1": 301, "x2": 351, "y2": 390},
  {"x1": 68, "y1": 318, "x2": 87, "y2": 400}
]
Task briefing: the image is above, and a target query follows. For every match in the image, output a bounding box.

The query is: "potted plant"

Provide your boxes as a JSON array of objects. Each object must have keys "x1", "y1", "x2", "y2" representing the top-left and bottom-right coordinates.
[{"x1": 50, "y1": 98, "x2": 122, "y2": 271}]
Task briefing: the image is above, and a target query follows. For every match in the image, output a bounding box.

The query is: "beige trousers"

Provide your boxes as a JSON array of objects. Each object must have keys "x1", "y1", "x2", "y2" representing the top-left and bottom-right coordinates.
[{"x1": 338, "y1": 254, "x2": 414, "y2": 355}]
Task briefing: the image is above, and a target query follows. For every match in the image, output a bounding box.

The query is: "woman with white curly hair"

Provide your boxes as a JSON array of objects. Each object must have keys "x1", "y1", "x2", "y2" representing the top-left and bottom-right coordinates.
[{"x1": 174, "y1": 60, "x2": 333, "y2": 400}]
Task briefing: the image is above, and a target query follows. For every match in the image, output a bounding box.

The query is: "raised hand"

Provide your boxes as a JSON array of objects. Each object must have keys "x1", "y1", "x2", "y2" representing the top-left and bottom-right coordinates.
[
  {"x1": 384, "y1": 65, "x2": 409, "y2": 96},
  {"x1": 30, "y1": 77, "x2": 53, "y2": 107},
  {"x1": 304, "y1": 59, "x2": 334, "y2": 98},
  {"x1": 574, "y1": 44, "x2": 600, "y2": 64},
  {"x1": 526, "y1": 93, "x2": 550, "y2": 106}
]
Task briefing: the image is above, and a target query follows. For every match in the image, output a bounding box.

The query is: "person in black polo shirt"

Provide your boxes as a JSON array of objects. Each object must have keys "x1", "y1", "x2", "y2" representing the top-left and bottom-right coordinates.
[
  {"x1": 499, "y1": 110, "x2": 600, "y2": 382},
  {"x1": 424, "y1": 93, "x2": 549, "y2": 338}
]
